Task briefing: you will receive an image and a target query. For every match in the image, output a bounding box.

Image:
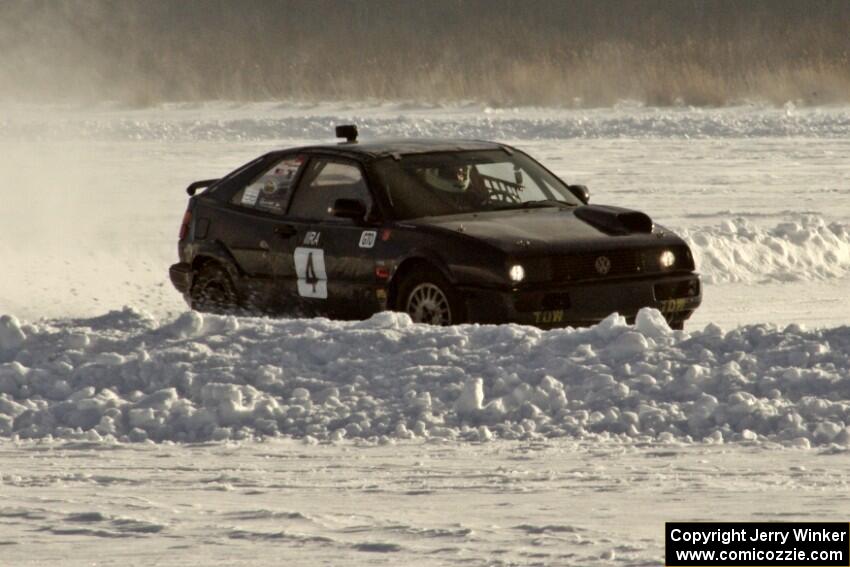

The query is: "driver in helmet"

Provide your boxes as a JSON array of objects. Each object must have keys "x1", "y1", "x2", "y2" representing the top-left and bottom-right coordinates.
[
  {"x1": 422, "y1": 164, "x2": 488, "y2": 206},
  {"x1": 424, "y1": 165, "x2": 472, "y2": 193}
]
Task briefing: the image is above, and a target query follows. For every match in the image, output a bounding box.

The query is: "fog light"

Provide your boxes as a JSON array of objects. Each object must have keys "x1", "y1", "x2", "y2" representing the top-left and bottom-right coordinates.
[
  {"x1": 660, "y1": 250, "x2": 676, "y2": 268},
  {"x1": 509, "y1": 264, "x2": 525, "y2": 282}
]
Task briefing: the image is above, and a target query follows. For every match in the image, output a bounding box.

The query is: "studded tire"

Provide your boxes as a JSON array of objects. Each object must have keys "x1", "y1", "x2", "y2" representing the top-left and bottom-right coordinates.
[
  {"x1": 189, "y1": 262, "x2": 239, "y2": 314},
  {"x1": 397, "y1": 266, "x2": 465, "y2": 326}
]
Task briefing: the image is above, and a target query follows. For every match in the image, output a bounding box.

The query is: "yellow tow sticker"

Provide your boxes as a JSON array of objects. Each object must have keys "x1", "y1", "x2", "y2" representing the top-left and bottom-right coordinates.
[
  {"x1": 533, "y1": 310, "x2": 565, "y2": 324},
  {"x1": 660, "y1": 298, "x2": 688, "y2": 314}
]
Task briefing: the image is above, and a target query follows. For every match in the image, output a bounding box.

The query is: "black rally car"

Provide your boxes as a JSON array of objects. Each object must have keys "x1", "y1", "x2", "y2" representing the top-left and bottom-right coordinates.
[{"x1": 170, "y1": 126, "x2": 701, "y2": 328}]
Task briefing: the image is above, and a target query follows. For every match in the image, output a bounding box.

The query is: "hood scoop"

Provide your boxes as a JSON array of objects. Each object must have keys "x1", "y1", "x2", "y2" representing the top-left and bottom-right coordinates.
[{"x1": 573, "y1": 205, "x2": 654, "y2": 235}]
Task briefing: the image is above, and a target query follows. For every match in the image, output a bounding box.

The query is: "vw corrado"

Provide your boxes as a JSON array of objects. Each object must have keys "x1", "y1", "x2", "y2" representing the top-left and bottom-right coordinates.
[{"x1": 169, "y1": 126, "x2": 701, "y2": 329}]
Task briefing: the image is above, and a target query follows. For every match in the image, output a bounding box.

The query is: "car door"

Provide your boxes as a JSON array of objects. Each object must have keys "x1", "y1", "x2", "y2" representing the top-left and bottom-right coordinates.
[
  {"x1": 285, "y1": 157, "x2": 382, "y2": 319},
  {"x1": 222, "y1": 153, "x2": 308, "y2": 313}
]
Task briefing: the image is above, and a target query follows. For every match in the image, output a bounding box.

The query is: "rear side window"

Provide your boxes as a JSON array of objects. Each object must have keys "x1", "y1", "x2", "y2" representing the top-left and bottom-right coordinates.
[
  {"x1": 230, "y1": 155, "x2": 305, "y2": 215},
  {"x1": 288, "y1": 159, "x2": 372, "y2": 220}
]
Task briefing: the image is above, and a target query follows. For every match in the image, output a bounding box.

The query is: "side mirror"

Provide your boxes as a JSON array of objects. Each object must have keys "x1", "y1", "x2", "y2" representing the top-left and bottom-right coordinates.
[
  {"x1": 330, "y1": 198, "x2": 366, "y2": 220},
  {"x1": 567, "y1": 184, "x2": 590, "y2": 204}
]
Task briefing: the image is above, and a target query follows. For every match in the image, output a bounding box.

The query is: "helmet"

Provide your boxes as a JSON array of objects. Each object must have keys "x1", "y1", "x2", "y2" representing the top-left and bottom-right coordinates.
[{"x1": 422, "y1": 165, "x2": 471, "y2": 193}]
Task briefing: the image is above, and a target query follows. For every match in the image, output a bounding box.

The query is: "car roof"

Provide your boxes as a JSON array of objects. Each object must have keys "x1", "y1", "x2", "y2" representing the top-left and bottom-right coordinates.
[{"x1": 281, "y1": 138, "x2": 510, "y2": 161}]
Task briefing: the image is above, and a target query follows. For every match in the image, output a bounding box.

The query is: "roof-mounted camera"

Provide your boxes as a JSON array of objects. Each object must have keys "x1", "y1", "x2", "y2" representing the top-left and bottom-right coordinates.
[{"x1": 335, "y1": 124, "x2": 358, "y2": 143}]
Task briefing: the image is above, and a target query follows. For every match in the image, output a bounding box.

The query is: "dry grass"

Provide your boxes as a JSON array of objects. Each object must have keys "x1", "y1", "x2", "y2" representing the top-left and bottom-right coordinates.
[{"x1": 1, "y1": 0, "x2": 848, "y2": 107}]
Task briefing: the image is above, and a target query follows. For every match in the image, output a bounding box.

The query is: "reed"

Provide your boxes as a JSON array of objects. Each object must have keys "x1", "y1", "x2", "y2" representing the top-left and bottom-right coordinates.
[{"x1": 1, "y1": 0, "x2": 848, "y2": 107}]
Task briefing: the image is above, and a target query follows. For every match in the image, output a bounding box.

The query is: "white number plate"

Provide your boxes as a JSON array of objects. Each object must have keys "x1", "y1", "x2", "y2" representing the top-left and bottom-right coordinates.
[{"x1": 294, "y1": 247, "x2": 327, "y2": 299}]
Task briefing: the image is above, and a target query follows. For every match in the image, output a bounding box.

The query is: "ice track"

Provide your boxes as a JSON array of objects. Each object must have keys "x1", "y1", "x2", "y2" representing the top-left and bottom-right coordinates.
[
  {"x1": 3, "y1": 101, "x2": 850, "y2": 566},
  {"x1": 3, "y1": 101, "x2": 850, "y2": 325},
  {"x1": 3, "y1": 440, "x2": 847, "y2": 567}
]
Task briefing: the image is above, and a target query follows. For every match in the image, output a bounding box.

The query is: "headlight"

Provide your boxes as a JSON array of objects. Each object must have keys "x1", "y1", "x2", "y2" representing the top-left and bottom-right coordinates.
[
  {"x1": 660, "y1": 250, "x2": 676, "y2": 269},
  {"x1": 509, "y1": 264, "x2": 525, "y2": 282}
]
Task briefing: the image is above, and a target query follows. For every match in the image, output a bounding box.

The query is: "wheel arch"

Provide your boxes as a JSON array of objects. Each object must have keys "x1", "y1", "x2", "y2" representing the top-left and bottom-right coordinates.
[
  {"x1": 189, "y1": 242, "x2": 242, "y2": 282},
  {"x1": 387, "y1": 254, "x2": 454, "y2": 310}
]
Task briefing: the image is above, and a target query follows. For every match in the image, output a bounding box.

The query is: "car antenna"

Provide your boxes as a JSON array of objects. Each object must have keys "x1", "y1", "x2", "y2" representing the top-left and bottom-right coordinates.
[{"x1": 335, "y1": 124, "x2": 358, "y2": 144}]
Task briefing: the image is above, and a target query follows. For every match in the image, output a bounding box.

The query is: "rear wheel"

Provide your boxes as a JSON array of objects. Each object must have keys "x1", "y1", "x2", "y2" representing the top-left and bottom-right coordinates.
[
  {"x1": 397, "y1": 267, "x2": 465, "y2": 326},
  {"x1": 190, "y1": 263, "x2": 238, "y2": 314}
]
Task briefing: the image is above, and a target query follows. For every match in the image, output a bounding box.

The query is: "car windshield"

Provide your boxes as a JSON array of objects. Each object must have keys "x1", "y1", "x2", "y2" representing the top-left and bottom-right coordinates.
[{"x1": 372, "y1": 150, "x2": 581, "y2": 220}]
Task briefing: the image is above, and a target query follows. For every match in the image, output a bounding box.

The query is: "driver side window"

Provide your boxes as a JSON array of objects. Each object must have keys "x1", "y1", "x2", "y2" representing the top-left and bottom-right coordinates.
[{"x1": 288, "y1": 159, "x2": 372, "y2": 220}]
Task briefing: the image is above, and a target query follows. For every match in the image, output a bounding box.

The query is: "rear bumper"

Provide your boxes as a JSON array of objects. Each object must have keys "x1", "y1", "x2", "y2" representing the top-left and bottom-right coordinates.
[
  {"x1": 169, "y1": 262, "x2": 193, "y2": 297},
  {"x1": 461, "y1": 273, "x2": 701, "y2": 328}
]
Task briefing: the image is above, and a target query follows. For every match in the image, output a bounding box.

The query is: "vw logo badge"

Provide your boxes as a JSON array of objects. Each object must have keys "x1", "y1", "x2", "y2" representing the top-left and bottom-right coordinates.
[{"x1": 595, "y1": 255, "x2": 611, "y2": 275}]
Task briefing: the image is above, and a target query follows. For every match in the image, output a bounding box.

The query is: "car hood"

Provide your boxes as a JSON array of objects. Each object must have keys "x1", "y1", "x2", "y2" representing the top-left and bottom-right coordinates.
[{"x1": 407, "y1": 205, "x2": 686, "y2": 255}]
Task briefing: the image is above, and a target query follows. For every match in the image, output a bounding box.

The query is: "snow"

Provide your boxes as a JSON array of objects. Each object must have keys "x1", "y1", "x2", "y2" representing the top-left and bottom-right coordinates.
[
  {"x1": 2, "y1": 101, "x2": 850, "y2": 565},
  {"x1": 2, "y1": 307, "x2": 850, "y2": 448},
  {"x1": 5, "y1": 101, "x2": 850, "y2": 141},
  {"x1": 684, "y1": 216, "x2": 850, "y2": 284}
]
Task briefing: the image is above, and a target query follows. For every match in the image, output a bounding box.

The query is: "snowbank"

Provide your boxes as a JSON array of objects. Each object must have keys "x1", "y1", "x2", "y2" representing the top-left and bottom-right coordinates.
[
  {"x1": 684, "y1": 216, "x2": 850, "y2": 284},
  {"x1": 1, "y1": 308, "x2": 849, "y2": 447},
  {"x1": 3, "y1": 102, "x2": 850, "y2": 142}
]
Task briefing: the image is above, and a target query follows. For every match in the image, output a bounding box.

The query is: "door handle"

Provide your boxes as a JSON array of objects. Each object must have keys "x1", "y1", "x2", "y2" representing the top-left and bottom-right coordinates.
[{"x1": 274, "y1": 225, "x2": 297, "y2": 238}]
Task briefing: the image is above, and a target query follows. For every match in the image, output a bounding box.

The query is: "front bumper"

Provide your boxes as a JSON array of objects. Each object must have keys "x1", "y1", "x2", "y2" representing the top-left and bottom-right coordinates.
[{"x1": 461, "y1": 273, "x2": 701, "y2": 328}]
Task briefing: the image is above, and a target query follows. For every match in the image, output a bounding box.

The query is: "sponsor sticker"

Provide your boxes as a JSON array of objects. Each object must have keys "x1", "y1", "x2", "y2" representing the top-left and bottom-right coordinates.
[
  {"x1": 660, "y1": 298, "x2": 688, "y2": 314},
  {"x1": 533, "y1": 310, "x2": 564, "y2": 325},
  {"x1": 241, "y1": 184, "x2": 260, "y2": 205},
  {"x1": 359, "y1": 230, "x2": 377, "y2": 248}
]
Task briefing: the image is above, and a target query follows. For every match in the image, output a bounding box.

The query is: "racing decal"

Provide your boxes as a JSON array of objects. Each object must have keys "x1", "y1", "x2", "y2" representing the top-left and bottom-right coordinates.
[
  {"x1": 660, "y1": 298, "x2": 688, "y2": 314},
  {"x1": 294, "y1": 247, "x2": 327, "y2": 299},
  {"x1": 256, "y1": 196, "x2": 284, "y2": 213},
  {"x1": 270, "y1": 157, "x2": 304, "y2": 188},
  {"x1": 375, "y1": 289, "x2": 388, "y2": 309},
  {"x1": 359, "y1": 230, "x2": 377, "y2": 249},
  {"x1": 245, "y1": 156, "x2": 305, "y2": 212},
  {"x1": 303, "y1": 231, "x2": 321, "y2": 246},
  {"x1": 533, "y1": 310, "x2": 564, "y2": 324},
  {"x1": 241, "y1": 184, "x2": 261, "y2": 205}
]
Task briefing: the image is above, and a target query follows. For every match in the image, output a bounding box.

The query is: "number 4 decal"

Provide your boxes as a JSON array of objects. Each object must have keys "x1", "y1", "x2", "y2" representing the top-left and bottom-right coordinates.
[{"x1": 294, "y1": 247, "x2": 327, "y2": 298}]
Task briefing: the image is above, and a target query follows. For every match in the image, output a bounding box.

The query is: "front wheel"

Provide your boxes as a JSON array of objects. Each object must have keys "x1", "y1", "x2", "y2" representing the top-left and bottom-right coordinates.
[{"x1": 397, "y1": 268, "x2": 465, "y2": 326}]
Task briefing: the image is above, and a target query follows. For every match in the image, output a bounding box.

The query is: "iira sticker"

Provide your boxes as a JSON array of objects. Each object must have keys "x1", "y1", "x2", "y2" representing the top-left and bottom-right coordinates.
[{"x1": 359, "y1": 230, "x2": 377, "y2": 248}]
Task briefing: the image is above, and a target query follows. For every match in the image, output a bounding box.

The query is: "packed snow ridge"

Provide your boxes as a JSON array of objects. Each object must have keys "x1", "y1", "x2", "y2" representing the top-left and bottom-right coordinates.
[
  {"x1": 2, "y1": 308, "x2": 850, "y2": 448},
  {"x1": 3, "y1": 103, "x2": 850, "y2": 141},
  {"x1": 683, "y1": 216, "x2": 850, "y2": 284}
]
